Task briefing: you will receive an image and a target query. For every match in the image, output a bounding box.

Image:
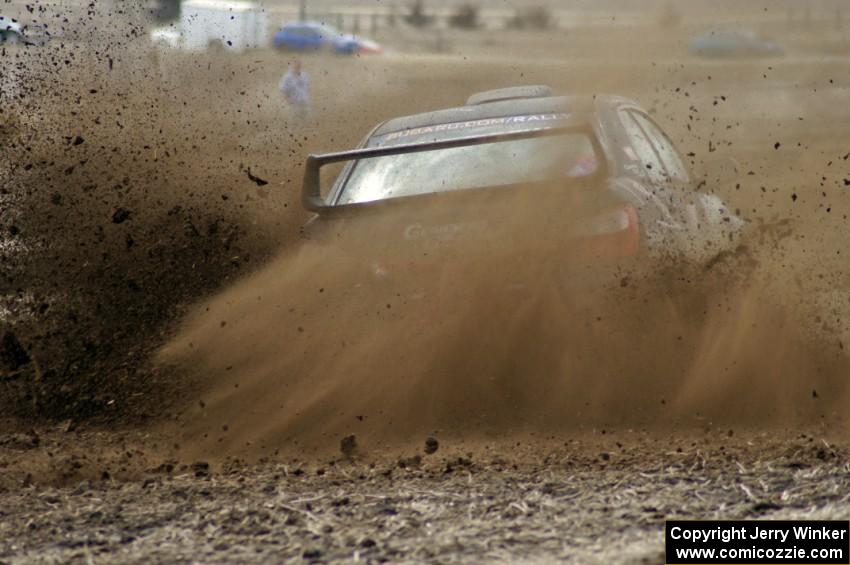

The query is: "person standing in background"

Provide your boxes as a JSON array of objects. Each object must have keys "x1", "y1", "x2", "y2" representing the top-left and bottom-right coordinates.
[{"x1": 279, "y1": 59, "x2": 311, "y2": 124}]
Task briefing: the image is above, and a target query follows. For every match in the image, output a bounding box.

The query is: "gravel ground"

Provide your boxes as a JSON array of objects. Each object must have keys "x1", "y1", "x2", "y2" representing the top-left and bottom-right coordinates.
[{"x1": 1, "y1": 428, "x2": 849, "y2": 563}]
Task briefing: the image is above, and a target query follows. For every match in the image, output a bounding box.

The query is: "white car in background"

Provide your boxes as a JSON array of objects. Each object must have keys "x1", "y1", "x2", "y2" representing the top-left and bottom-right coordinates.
[
  {"x1": 1, "y1": 16, "x2": 26, "y2": 44},
  {"x1": 1, "y1": 16, "x2": 52, "y2": 46},
  {"x1": 1, "y1": 18, "x2": 26, "y2": 105}
]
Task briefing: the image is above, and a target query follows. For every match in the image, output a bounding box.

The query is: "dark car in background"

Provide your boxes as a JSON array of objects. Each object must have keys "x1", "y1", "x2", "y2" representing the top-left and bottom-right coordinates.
[
  {"x1": 300, "y1": 86, "x2": 742, "y2": 296},
  {"x1": 690, "y1": 29, "x2": 783, "y2": 58}
]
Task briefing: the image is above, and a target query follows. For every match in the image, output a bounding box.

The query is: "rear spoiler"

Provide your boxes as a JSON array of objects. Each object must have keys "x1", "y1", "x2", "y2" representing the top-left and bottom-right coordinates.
[{"x1": 302, "y1": 126, "x2": 585, "y2": 213}]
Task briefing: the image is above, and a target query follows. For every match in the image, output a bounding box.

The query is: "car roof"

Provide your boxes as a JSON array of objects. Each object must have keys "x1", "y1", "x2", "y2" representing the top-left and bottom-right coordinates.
[{"x1": 372, "y1": 90, "x2": 601, "y2": 138}]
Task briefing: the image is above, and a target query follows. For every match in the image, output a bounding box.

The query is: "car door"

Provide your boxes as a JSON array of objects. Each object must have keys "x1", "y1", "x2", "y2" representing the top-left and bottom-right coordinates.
[
  {"x1": 619, "y1": 108, "x2": 689, "y2": 187},
  {"x1": 618, "y1": 107, "x2": 742, "y2": 258},
  {"x1": 597, "y1": 105, "x2": 693, "y2": 254},
  {"x1": 286, "y1": 26, "x2": 316, "y2": 50},
  {"x1": 280, "y1": 26, "x2": 299, "y2": 49}
]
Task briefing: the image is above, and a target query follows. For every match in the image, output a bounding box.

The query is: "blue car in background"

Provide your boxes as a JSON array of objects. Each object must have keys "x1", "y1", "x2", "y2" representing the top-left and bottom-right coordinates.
[{"x1": 273, "y1": 21, "x2": 360, "y2": 54}]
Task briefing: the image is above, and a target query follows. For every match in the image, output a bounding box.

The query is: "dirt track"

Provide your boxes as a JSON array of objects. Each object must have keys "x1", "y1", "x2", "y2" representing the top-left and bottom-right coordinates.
[
  {"x1": 4, "y1": 4, "x2": 850, "y2": 562},
  {"x1": 3, "y1": 428, "x2": 850, "y2": 563}
]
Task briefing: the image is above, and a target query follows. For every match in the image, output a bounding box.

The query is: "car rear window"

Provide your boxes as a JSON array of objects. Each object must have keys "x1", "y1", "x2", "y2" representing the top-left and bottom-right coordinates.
[{"x1": 337, "y1": 131, "x2": 599, "y2": 205}]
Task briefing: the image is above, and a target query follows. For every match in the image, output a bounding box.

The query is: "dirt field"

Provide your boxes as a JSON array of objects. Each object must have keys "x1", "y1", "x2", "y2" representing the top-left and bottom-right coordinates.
[
  {"x1": 2, "y1": 428, "x2": 849, "y2": 563},
  {"x1": 4, "y1": 3, "x2": 850, "y2": 562}
]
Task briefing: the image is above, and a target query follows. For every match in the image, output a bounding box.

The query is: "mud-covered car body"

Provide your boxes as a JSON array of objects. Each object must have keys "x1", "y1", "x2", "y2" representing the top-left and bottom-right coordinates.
[{"x1": 301, "y1": 86, "x2": 740, "y2": 290}]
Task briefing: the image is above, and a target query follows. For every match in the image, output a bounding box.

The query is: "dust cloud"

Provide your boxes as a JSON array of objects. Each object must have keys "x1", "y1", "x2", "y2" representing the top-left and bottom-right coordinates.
[{"x1": 160, "y1": 180, "x2": 849, "y2": 461}]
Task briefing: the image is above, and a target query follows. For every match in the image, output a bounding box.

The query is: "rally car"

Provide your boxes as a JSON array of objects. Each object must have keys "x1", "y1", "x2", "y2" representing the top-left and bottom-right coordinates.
[{"x1": 300, "y1": 86, "x2": 742, "y2": 296}]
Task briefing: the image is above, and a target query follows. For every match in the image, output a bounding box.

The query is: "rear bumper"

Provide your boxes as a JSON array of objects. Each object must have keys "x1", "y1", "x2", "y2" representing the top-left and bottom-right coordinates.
[{"x1": 360, "y1": 204, "x2": 643, "y2": 300}]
